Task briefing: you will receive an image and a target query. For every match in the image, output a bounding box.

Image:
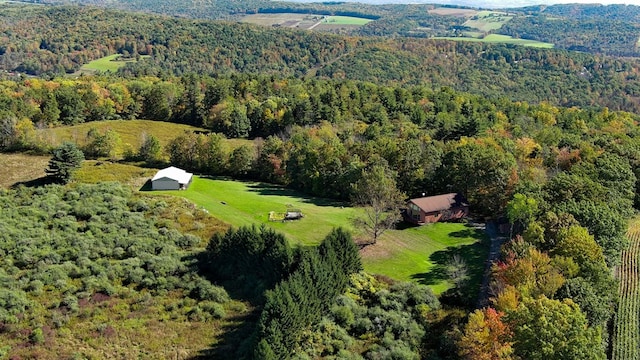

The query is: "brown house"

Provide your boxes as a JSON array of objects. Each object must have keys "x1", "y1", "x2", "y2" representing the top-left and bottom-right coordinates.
[{"x1": 405, "y1": 193, "x2": 469, "y2": 225}]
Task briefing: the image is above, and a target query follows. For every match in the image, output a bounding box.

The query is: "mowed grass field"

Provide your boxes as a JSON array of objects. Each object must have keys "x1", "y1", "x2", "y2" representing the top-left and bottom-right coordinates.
[
  {"x1": 151, "y1": 176, "x2": 488, "y2": 292},
  {"x1": 435, "y1": 34, "x2": 554, "y2": 48},
  {"x1": 324, "y1": 16, "x2": 373, "y2": 25},
  {"x1": 79, "y1": 54, "x2": 150, "y2": 74}
]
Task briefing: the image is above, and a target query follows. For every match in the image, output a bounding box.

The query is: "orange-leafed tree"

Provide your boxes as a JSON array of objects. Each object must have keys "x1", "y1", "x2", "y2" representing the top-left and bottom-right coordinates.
[{"x1": 458, "y1": 307, "x2": 514, "y2": 360}]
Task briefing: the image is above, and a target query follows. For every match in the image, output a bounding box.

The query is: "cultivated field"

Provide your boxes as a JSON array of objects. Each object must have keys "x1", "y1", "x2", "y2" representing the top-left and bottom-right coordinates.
[
  {"x1": 152, "y1": 176, "x2": 488, "y2": 293},
  {"x1": 428, "y1": 8, "x2": 478, "y2": 17},
  {"x1": 612, "y1": 217, "x2": 640, "y2": 360},
  {"x1": 241, "y1": 13, "x2": 372, "y2": 31},
  {"x1": 435, "y1": 34, "x2": 554, "y2": 48},
  {"x1": 463, "y1": 11, "x2": 513, "y2": 32}
]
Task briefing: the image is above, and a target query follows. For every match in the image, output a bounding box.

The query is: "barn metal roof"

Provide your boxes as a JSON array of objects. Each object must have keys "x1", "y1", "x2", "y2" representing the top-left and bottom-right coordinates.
[{"x1": 151, "y1": 166, "x2": 193, "y2": 184}]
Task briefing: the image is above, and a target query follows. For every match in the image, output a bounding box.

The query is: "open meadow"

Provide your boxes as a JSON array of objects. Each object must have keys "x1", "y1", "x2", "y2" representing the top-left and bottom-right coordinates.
[
  {"x1": 39, "y1": 119, "x2": 248, "y2": 158},
  {"x1": 434, "y1": 34, "x2": 554, "y2": 48},
  {"x1": 463, "y1": 11, "x2": 513, "y2": 32},
  {"x1": 78, "y1": 54, "x2": 150, "y2": 75}
]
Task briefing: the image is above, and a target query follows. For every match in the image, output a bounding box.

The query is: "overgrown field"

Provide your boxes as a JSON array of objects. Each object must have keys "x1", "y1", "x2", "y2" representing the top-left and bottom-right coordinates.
[
  {"x1": 0, "y1": 182, "x2": 235, "y2": 359},
  {"x1": 613, "y1": 217, "x2": 640, "y2": 360},
  {"x1": 0, "y1": 153, "x2": 50, "y2": 188}
]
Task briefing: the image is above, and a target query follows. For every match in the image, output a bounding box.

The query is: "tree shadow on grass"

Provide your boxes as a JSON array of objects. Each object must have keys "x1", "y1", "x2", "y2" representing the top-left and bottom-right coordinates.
[
  {"x1": 411, "y1": 237, "x2": 490, "y2": 306},
  {"x1": 245, "y1": 182, "x2": 348, "y2": 207},
  {"x1": 189, "y1": 310, "x2": 259, "y2": 360},
  {"x1": 11, "y1": 176, "x2": 57, "y2": 188},
  {"x1": 186, "y1": 252, "x2": 265, "y2": 360}
]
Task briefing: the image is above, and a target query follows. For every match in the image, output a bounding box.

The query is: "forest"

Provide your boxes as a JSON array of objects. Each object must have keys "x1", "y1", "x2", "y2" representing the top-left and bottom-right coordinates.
[{"x1": 2, "y1": 1, "x2": 640, "y2": 359}]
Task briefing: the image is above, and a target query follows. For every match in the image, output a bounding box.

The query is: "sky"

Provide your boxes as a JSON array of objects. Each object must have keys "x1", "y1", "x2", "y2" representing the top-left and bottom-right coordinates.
[{"x1": 288, "y1": 0, "x2": 640, "y2": 7}]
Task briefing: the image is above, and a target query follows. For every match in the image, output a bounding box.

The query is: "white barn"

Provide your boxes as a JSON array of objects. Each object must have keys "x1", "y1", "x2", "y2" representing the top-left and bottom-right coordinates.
[{"x1": 151, "y1": 166, "x2": 193, "y2": 190}]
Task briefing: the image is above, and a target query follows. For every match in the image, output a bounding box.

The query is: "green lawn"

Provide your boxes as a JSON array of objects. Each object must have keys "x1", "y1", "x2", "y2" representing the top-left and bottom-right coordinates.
[
  {"x1": 81, "y1": 54, "x2": 150, "y2": 73},
  {"x1": 435, "y1": 34, "x2": 554, "y2": 48},
  {"x1": 324, "y1": 15, "x2": 373, "y2": 25},
  {"x1": 151, "y1": 176, "x2": 359, "y2": 246},
  {"x1": 365, "y1": 222, "x2": 488, "y2": 294},
  {"x1": 149, "y1": 176, "x2": 488, "y2": 293}
]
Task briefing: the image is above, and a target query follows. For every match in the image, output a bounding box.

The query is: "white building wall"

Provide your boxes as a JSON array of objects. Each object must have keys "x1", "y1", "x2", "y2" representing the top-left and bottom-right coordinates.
[{"x1": 152, "y1": 178, "x2": 180, "y2": 190}]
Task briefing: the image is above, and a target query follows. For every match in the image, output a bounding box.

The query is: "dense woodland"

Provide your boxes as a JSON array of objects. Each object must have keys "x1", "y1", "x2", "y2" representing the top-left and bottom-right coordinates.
[
  {"x1": 4, "y1": 6, "x2": 640, "y2": 114},
  {"x1": 2, "y1": 1, "x2": 640, "y2": 359}
]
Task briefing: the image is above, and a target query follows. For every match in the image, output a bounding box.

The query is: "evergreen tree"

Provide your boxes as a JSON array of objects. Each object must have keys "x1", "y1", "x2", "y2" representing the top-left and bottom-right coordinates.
[{"x1": 46, "y1": 142, "x2": 84, "y2": 184}]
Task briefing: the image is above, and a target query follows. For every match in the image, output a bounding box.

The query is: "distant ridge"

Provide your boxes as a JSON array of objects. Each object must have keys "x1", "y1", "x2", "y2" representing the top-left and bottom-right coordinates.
[{"x1": 285, "y1": 0, "x2": 638, "y2": 9}]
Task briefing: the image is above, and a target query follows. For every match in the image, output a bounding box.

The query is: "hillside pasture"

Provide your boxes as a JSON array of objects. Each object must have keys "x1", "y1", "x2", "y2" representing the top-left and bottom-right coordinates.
[
  {"x1": 40, "y1": 120, "x2": 217, "y2": 157},
  {"x1": 463, "y1": 11, "x2": 513, "y2": 32},
  {"x1": 428, "y1": 8, "x2": 478, "y2": 17},
  {"x1": 241, "y1": 13, "x2": 323, "y2": 30},
  {"x1": 323, "y1": 15, "x2": 373, "y2": 25},
  {"x1": 150, "y1": 176, "x2": 488, "y2": 293},
  {"x1": 435, "y1": 34, "x2": 554, "y2": 48}
]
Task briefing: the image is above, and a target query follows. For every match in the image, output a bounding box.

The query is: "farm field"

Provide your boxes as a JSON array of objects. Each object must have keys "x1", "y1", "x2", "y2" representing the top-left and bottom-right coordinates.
[
  {"x1": 434, "y1": 34, "x2": 554, "y2": 48},
  {"x1": 324, "y1": 15, "x2": 373, "y2": 25},
  {"x1": 0, "y1": 153, "x2": 50, "y2": 188},
  {"x1": 79, "y1": 54, "x2": 149, "y2": 74},
  {"x1": 428, "y1": 8, "x2": 478, "y2": 17},
  {"x1": 241, "y1": 13, "x2": 372, "y2": 30},
  {"x1": 463, "y1": 10, "x2": 513, "y2": 32},
  {"x1": 612, "y1": 216, "x2": 640, "y2": 360},
  {"x1": 40, "y1": 120, "x2": 237, "y2": 157},
  {"x1": 152, "y1": 176, "x2": 488, "y2": 293}
]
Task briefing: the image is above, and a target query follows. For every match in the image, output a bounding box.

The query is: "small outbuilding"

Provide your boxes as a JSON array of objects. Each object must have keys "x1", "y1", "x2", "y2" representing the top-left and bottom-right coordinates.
[
  {"x1": 151, "y1": 166, "x2": 193, "y2": 190},
  {"x1": 405, "y1": 193, "x2": 469, "y2": 225}
]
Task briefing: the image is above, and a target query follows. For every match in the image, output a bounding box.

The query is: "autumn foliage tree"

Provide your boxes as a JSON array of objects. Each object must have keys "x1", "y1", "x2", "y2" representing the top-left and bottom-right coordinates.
[{"x1": 458, "y1": 307, "x2": 514, "y2": 360}]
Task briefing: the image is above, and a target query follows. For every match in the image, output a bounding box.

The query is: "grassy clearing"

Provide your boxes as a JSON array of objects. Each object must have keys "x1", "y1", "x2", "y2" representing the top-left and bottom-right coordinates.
[
  {"x1": 0, "y1": 153, "x2": 50, "y2": 188},
  {"x1": 74, "y1": 160, "x2": 157, "y2": 189},
  {"x1": 80, "y1": 54, "x2": 150, "y2": 73},
  {"x1": 463, "y1": 11, "x2": 513, "y2": 32},
  {"x1": 435, "y1": 34, "x2": 554, "y2": 48},
  {"x1": 149, "y1": 176, "x2": 488, "y2": 292},
  {"x1": 428, "y1": 8, "x2": 478, "y2": 17},
  {"x1": 324, "y1": 16, "x2": 373, "y2": 25},
  {"x1": 150, "y1": 176, "x2": 359, "y2": 246},
  {"x1": 363, "y1": 222, "x2": 488, "y2": 294}
]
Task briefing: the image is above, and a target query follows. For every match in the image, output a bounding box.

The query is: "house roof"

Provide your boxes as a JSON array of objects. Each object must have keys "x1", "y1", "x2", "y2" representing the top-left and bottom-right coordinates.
[
  {"x1": 409, "y1": 193, "x2": 468, "y2": 213},
  {"x1": 152, "y1": 166, "x2": 193, "y2": 184}
]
